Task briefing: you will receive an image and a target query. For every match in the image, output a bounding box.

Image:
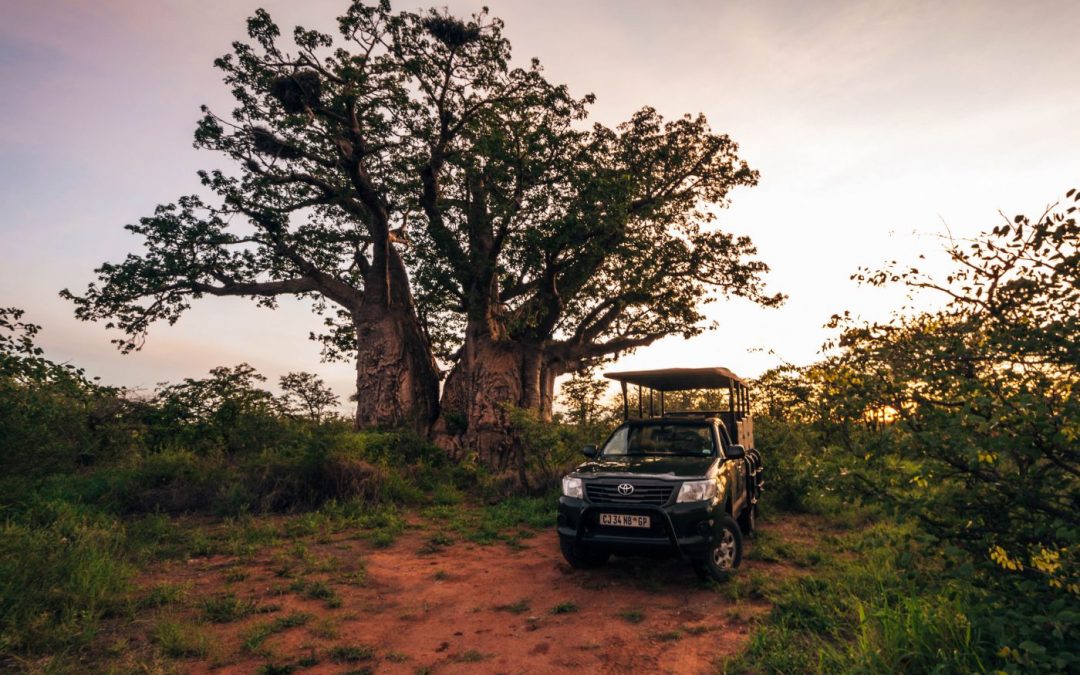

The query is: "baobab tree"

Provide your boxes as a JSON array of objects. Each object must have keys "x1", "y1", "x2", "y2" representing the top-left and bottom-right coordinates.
[{"x1": 65, "y1": 1, "x2": 781, "y2": 466}]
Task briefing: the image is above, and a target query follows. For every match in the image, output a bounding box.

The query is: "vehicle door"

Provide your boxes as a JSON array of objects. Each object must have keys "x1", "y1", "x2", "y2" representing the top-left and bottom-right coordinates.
[{"x1": 717, "y1": 422, "x2": 746, "y2": 512}]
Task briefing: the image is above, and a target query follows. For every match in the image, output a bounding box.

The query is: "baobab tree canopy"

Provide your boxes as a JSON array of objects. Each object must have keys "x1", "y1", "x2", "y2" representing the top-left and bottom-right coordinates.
[{"x1": 62, "y1": 0, "x2": 780, "y2": 461}]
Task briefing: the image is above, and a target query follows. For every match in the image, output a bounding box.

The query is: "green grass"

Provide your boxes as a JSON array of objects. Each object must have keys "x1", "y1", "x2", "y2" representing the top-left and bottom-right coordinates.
[
  {"x1": 419, "y1": 532, "x2": 454, "y2": 554},
  {"x1": 0, "y1": 501, "x2": 133, "y2": 653},
  {"x1": 619, "y1": 609, "x2": 645, "y2": 624},
  {"x1": 724, "y1": 519, "x2": 990, "y2": 674},
  {"x1": 329, "y1": 644, "x2": 376, "y2": 662},
  {"x1": 454, "y1": 649, "x2": 488, "y2": 663},
  {"x1": 423, "y1": 496, "x2": 554, "y2": 547},
  {"x1": 138, "y1": 582, "x2": 190, "y2": 609},
  {"x1": 287, "y1": 578, "x2": 343, "y2": 608},
  {"x1": 550, "y1": 601, "x2": 579, "y2": 615},
  {"x1": 202, "y1": 592, "x2": 258, "y2": 623},
  {"x1": 494, "y1": 599, "x2": 531, "y2": 615},
  {"x1": 242, "y1": 612, "x2": 313, "y2": 652},
  {"x1": 151, "y1": 618, "x2": 215, "y2": 658},
  {"x1": 309, "y1": 616, "x2": 340, "y2": 639}
]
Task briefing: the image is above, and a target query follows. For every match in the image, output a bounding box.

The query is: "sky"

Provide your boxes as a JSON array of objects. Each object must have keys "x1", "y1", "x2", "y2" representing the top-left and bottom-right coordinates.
[{"x1": 2, "y1": 0, "x2": 1079, "y2": 406}]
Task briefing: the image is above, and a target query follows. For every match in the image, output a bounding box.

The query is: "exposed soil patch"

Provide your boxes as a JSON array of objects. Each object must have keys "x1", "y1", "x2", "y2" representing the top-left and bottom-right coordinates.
[{"x1": 97, "y1": 511, "x2": 824, "y2": 674}]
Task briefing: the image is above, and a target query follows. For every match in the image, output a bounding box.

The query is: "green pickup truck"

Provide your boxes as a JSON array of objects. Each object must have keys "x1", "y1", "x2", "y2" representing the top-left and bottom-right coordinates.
[{"x1": 556, "y1": 368, "x2": 764, "y2": 582}]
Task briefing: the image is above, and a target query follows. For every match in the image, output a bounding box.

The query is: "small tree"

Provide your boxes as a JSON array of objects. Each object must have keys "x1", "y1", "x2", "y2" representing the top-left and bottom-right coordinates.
[
  {"x1": 279, "y1": 371, "x2": 340, "y2": 422},
  {"x1": 152, "y1": 363, "x2": 277, "y2": 454},
  {"x1": 559, "y1": 369, "x2": 610, "y2": 427}
]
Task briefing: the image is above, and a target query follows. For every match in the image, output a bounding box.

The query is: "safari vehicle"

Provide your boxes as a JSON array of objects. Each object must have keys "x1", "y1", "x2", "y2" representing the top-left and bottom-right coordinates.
[{"x1": 556, "y1": 367, "x2": 764, "y2": 581}]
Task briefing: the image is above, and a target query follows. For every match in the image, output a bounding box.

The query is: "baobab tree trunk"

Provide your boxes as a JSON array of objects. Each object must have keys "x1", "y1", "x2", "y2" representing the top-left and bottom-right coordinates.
[
  {"x1": 352, "y1": 250, "x2": 440, "y2": 432},
  {"x1": 538, "y1": 360, "x2": 559, "y2": 421},
  {"x1": 436, "y1": 333, "x2": 521, "y2": 468},
  {"x1": 435, "y1": 326, "x2": 555, "y2": 480},
  {"x1": 353, "y1": 306, "x2": 440, "y2": 432}
]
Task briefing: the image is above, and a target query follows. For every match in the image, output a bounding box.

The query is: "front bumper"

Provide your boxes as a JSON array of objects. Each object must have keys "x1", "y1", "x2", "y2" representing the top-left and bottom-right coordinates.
[{"x1": 556, "y1": 496, "x2": 716, "y2": 558}]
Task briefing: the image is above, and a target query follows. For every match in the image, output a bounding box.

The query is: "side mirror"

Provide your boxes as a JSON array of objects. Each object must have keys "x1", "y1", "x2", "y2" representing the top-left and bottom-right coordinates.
[
  {"x1": 725, "y1": 444, "x2": 746, "y2": 460},
  {"x1": 582, "y1": 444, "x2": 598, "y2": 458}
]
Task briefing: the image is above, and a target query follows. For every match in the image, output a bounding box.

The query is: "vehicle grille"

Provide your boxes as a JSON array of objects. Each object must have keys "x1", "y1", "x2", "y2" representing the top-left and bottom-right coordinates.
[{"x1": 585, "y1": 482, "x2": 674, "y2": 506}]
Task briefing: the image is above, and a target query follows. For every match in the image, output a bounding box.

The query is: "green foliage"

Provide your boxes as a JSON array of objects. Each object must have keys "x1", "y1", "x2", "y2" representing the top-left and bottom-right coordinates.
[
  {"x1": 508, "y1": 405, "x2": 602, "y2": 491},
  {"x1": 0, "y1": 500, "x2": 132, "y2": 653},
  {"x1": 279, "y1": 371, "x2": 340, "y2": 422},
  {"x1": 751, "y1": 188, "x2": 1080, "y2": 672},
  {"x1": 152, "y1": 618, "x2": 215, "y2": 659},
  {"x1": 59, "y1": 0, "x2": 781, "y2": 455},
  {"x1": 0, "y1": 308, "x2": 137, "y2": 476},
  {"x1": 202, "y1": 592, "x2": 258, "y2": 623},
  {"x1": 727, "y1": 521, "x2": 990, "y2": 674},
  {"x1": 559, "y1": 368, "x2": 610, "y2": 426},
  {"x1": 0, "y1": 316, "x2": 466, "y2": 662}
]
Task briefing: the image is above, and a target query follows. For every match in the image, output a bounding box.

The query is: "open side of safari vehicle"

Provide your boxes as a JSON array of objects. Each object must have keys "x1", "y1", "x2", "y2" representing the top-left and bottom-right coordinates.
[{"x1": 556, "y1": 367, "x2": 764, "y2": 581}]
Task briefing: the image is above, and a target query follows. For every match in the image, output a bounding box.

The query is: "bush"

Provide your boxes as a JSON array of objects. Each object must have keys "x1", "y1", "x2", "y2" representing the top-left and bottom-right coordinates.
[
  {"x1": 0, "y1": 501, "x2": 132, "y2": 653},
  {"x1": 728, "y1": 521, "x2": 990, "y2": 674},
  {"x1": 748, "y1": 190, "x2": 1080, "y2": 672},
  {"x1": 508, "y1": 406, "x2": 602, "y2": 493}
]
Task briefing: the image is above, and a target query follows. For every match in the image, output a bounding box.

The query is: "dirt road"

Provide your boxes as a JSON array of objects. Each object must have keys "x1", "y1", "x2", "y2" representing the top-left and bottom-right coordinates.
[{"x1": 105, "y1": 512, "x2": 815, "y2": 674}]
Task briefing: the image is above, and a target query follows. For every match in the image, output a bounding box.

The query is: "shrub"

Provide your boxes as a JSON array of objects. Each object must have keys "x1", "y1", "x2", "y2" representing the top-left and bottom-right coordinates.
[{"x1": 0, "y1": 500, "x2": 132, "y2": 653}]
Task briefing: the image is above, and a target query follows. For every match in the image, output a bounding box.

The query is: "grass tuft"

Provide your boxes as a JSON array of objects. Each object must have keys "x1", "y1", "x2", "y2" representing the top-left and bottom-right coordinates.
[
  {"x1": 329, "y1": 644, "x2": 376, "y2": 662},
  {"x1": 152, "y1": 618, "x2": 215, "y2": 658},
  {"x1": 242, "y1": 612, "x2": 312, "y2": 652},
  {"x1": 202, "y1": 592, "x2": 258, "y2": 623},
  {"x1": 494, "y1": 599, "x2": 530, "y2": 614}
]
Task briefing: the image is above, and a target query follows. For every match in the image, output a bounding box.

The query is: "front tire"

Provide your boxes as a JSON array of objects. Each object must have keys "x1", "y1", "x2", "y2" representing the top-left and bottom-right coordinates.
[
  {"x1": 692, "y1": 515, "x2": 743, "y2": 582},
  {"x1": 559, "y1": 536, "x2": 610, "y2": 569}
]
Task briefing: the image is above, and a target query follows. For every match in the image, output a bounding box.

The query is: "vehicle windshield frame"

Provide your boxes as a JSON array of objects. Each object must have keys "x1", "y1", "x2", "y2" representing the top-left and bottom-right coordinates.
[{"x1": 598, "y1": 420, "x2": 718, "y2": 458}]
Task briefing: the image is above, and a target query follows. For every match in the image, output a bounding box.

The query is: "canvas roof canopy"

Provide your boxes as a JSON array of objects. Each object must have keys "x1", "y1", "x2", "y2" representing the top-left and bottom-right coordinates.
[{"x1": 604, "y1": 367, "x2": 746, "y2": 391}]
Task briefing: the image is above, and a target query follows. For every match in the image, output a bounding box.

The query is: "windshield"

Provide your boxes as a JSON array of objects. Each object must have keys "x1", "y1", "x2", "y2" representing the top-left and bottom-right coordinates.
[{"x1": 600, "y1": 423, "x2": 715, "y2": 457}]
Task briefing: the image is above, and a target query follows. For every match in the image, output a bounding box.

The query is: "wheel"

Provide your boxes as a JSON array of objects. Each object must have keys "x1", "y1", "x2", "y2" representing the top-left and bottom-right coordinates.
[
  {"x1": 692, "y1": 515, "x2": 742, "y2": 582},
  {"x1": 737, "y1": 503, "x2": 756, "y2": 536},
  {"x1": 559, "y1": 536, "x2": 610, "y2": 569}
]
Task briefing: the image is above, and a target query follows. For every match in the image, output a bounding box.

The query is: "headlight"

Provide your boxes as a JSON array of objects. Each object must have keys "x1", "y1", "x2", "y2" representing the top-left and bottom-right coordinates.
[
  {"x1": 676, "y1": 479, "x2": 717, "y2": 503},
  {"x1": 562, "y1": 476, "x2": 584, "y2": 499}
]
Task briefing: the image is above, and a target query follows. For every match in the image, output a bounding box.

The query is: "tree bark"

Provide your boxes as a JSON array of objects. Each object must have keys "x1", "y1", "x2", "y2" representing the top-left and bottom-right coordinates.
[
  {"x1": 435, "y1": 326, "x2": 524, "y2": 469},
  {"x1": 435, "y1": 322, "x2": 570, "y2": 486},
  {"x1": 353, "y1": 305, "x2": 439, "y2": 432},
  {"x1": 352, "y1": 250, "x2": 440, "y2": 432}
]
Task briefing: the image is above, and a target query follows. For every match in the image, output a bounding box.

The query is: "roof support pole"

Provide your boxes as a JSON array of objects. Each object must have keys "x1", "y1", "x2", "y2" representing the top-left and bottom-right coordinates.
[
  {"x1": 637, "y1": 385, "x2": 643, "y2": 419},
  {"x1": 621, "y1": 381, "x2": 629, "y2": 420},
  {"x1": 648, "y1": 388, "x2": 654, "y2": 417},
  {"x1": 728, "y1": 385, "x2": 736, "y2": 416},
  {"x1": 659, "y1": 391, "x2": 665, "y2": 416}
]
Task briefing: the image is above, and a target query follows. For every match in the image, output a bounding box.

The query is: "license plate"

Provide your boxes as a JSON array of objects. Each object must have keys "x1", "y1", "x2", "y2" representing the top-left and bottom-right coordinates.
[{"x1": 600, "y1": 513, "x2": 651, "y2": 528}]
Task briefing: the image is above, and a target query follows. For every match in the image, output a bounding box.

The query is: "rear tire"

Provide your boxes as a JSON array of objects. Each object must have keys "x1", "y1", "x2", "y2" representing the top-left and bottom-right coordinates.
[
  {"x1": 559, "y1": 536, "x2": 610, "y2": 569},
  {"x1": 737, "y1": 503, "x2": 756, "y2": 536},
  {"x1": 692, "y1": 515, "x2": 742, "y2": 582}
]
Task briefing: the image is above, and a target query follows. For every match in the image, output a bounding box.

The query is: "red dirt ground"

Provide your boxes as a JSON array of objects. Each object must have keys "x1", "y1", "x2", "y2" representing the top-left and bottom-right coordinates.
[{"x1": 98, "y1": 513, "x2": 820, "y2": 674}]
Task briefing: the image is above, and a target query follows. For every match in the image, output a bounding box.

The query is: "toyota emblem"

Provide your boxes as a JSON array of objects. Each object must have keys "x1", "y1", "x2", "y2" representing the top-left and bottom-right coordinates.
[{"x1": 617, "y1": 483, "x2": 635, "y2": 495}]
